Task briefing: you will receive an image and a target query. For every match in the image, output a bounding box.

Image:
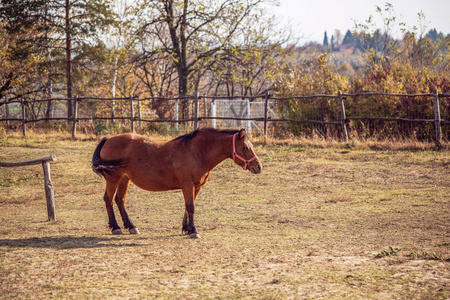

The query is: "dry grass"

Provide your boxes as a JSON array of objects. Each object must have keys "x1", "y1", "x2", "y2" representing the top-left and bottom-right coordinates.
[{"x1": 0, "y1": 131, "x2": 449, "y2": 299}]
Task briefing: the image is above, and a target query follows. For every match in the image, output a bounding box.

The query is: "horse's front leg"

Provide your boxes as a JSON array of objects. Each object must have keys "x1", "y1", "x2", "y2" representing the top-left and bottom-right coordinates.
[{"x1": 181, "y1": 184, "x2": 201, "y2": 239}]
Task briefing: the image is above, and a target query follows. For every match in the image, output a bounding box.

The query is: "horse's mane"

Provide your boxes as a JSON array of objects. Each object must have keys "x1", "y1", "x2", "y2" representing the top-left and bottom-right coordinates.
[{"x1": 173, "y1": 128, "x2": 239, "y2": 145}]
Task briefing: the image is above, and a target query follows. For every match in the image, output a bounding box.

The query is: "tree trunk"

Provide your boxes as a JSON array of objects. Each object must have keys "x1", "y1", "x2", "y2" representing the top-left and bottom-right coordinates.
[
  {"x1": 178, "y1": 66, "x2": 189, "y2": 119},
  {"x1": 44, "y1": 1, "x2": 53, "y2": 119},
  {"x1": 165, "y1": 0, "x2": 190, "y2": 119},
  {"x1": 65, "y1": 0, "x2": 73, "y2": 120}
]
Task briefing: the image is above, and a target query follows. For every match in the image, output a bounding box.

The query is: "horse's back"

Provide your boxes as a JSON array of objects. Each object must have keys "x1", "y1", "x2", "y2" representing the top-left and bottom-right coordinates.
[{"x1": 100, "y1": 133, "x2": 163, "y2": 161}]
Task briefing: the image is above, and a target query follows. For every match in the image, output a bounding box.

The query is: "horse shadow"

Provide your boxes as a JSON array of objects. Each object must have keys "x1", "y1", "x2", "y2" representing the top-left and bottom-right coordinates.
[{"x1": 0, "y1": 234, "x2": 181, "y2": 250}]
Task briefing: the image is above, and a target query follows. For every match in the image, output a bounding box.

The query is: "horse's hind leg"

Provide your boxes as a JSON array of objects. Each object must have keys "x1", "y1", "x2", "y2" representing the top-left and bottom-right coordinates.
[
  {"x1": 114, "y1": 175, "x2": 139, "y2": 234},
  {"x1": 182, "y1": 184, "x2": 201, "y2": 238},
  {"x1": 104, "y1": 177, "x2": 122, "y2": 234}
]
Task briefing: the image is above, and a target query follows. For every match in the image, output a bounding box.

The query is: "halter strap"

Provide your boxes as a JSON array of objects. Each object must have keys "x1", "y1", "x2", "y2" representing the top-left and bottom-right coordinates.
[{"x1": 232, "y1": 133, "x2": 258, "y2": 170}]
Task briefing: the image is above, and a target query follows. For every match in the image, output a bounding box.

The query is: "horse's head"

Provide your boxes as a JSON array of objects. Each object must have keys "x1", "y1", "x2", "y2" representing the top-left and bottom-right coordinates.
[{"x1": 232, "y1": 128, "x2": 262, "y2": 174}]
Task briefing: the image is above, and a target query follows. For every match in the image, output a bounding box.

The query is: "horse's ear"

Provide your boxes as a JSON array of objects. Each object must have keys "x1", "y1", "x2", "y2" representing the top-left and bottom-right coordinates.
[{"x1": 239, "y1": 128, "x2": 246, "y2": 139}]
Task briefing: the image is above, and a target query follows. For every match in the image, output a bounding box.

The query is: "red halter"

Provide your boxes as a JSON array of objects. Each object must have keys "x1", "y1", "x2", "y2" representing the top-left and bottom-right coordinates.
[{"x1": 232, "y1": 133, "x2": 258, "y2": 170}]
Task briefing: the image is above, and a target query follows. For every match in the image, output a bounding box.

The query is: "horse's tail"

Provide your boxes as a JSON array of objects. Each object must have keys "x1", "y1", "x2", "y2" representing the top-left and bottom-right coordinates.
[{"x1": 92, "y1": 137, "x2": 126, "y2": 178}]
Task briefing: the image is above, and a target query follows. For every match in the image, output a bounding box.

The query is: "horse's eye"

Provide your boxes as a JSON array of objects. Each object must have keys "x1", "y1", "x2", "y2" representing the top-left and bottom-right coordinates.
[{"x1": 243, "y1": 146, "x2": 249, "y2": 151}]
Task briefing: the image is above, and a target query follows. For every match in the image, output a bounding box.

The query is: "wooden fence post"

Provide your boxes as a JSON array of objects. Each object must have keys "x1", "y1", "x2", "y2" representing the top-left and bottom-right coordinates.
[
  {"x1": 194, "y1": 92, "x2": 199, "y2": 130},
  {"x1": 339, "y1": 91, "x2": 349, "y2": 142},
  {"x1": 21, "y1": 99, "x2": 26, "y2": 137},
  {"x1": 42, "y1": 160, "x2": 56, "y2": 221},
  {"x1": 263, "y1": 92, "x2": 269, "y2": 138},
  {"x1": 130, "y1": 95, "x2": 135, "y2": 132},
  {"x1": 91, "y1": 100, "x2": 96, "y2": 127},
  {"x1": 72, "y1": 97, "x2": 78, "y2": 139},
  {"x1": 5, "y1": 94, "x2": 9, "y2": 125},
  {"x1": 112, "y1": 99, "x2": 116, "y2": 123},
  {"x1": 433, "y1": 89, "x2": 442, "y2": 147}
]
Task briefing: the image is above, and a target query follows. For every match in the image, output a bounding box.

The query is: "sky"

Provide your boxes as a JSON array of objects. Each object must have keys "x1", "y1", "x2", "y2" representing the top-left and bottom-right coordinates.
[{"x1": 272, "y1": 0, "x2": 450, "y2": 44}]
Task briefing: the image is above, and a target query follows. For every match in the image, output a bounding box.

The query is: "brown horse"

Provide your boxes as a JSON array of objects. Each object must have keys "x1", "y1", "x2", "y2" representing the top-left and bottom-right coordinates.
[{"x1": 92, "y1": 128, "x2": 262, "y2": 238}]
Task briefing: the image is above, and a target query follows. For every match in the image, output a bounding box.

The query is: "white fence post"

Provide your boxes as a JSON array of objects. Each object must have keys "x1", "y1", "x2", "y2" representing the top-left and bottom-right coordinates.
[
  {"x1": 433, "y1": 89, "x2": 442, "y2": 147},
  {"x1": 211, "y1": 101, "x2": 216, "y2": 128},
  {"x1": 339, "y1": 91, "x2": 349, "y2": 142},
  {"x1": 247, "y1": 100, "x2": 252, "y2": 135},
  {"x1": 174, "y1": 100, "x2": 179, "y2": 131}
]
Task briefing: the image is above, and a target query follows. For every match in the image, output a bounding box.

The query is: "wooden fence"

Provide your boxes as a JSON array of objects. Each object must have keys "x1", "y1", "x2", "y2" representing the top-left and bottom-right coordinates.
[
  {"x1": 0, "y1": 155, "x2": 57, "y2": 221},
  {"x1": 1, "y1": 90, "x2": 449, "y2": 146}
]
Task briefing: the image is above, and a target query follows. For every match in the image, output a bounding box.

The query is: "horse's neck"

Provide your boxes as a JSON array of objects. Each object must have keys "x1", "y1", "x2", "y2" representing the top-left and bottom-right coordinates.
[{"x1": 199, "y1": 133, "x2": 233, "y2": 170}]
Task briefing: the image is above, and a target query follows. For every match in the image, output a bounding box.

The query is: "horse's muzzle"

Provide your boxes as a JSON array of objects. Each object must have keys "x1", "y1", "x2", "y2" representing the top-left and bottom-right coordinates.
[{"x1": 250, "y1": 163, "x2": 262, "y2": 174}]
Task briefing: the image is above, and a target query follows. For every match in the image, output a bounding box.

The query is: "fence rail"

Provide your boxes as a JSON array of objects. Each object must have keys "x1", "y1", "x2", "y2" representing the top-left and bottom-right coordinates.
[{"x1": 1, "y1": 90, "x2": 449, "y2": 146}]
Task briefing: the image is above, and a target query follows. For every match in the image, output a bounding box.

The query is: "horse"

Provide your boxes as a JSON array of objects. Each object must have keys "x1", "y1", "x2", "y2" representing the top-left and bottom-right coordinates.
[{"x1": 91, "y1": 127, "x2": 262, "y2": 238}]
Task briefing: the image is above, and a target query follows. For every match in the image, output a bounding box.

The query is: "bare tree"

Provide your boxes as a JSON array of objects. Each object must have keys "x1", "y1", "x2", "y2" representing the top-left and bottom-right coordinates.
[{"x1": 134, "y1": 0, "x2": 277, "y2": 117}]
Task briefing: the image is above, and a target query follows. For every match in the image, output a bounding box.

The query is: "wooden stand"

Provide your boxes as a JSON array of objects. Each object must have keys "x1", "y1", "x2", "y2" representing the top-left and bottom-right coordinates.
[{"x1": 0, "y1": 155, "x2": 57, "y2": 221}]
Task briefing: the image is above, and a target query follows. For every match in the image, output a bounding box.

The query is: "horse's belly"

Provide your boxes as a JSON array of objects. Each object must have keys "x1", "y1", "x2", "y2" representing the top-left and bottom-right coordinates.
[
  {"x1": 127, "y1": 171, "x2": 180, "y2": 192},
  {"x1": 135, "y1": 181, "x2": 179, "y2": 192}
]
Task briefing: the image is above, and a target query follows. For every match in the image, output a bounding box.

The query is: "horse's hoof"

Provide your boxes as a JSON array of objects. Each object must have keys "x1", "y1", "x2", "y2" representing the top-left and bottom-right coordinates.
[
  {"x1": 189, "y1": 233, "x2": 201, "y2": 239},
  {"x1": 112, "y1": 228, "x2": 123, "y2": 235},
  {"x1": 129, "y1": 228, "x2": 140, "y2": 234}
]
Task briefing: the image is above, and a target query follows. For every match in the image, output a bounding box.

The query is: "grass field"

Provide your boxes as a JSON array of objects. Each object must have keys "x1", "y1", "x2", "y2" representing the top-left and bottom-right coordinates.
[{"x1": 0, "y1": 132, "x2": 449, "y2": 299}]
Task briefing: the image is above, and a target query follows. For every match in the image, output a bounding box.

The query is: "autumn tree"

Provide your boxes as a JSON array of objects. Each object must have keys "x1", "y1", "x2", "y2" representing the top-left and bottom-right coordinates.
[
  {"x1": 133, "y1": 0, "x2": 280, "y2": 117},
  {"x1": 0, "y1": 0, "x2": 114, "y2": 118},
  {"x1": 0, "y1": 0, "x2": 50, "y2": 100}
]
